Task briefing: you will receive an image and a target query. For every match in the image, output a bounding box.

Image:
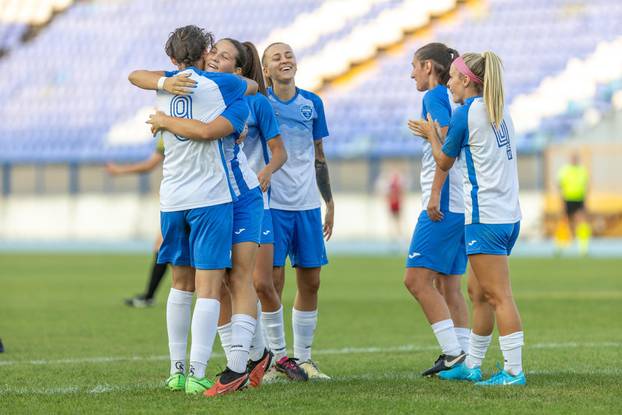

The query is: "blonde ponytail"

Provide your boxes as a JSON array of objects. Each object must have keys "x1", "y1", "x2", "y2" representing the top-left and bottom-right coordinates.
[
  {"x1": 461, "y1": 51, "x2": 505, "y2": 127},
  {"x1": 482, "y1": 51, "x2": 504, "y2": 127}
]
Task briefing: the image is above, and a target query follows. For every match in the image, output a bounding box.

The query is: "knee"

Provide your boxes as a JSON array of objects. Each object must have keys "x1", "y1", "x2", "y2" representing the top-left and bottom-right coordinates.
[
  {"x1": 254, "y1": 277, "x2": 277, "y2": 299},
  {"x1": 444, "y1": 289, "x2": 465, "y2": 306},
  {"x1": 403, "y1": 273, "x2": 428, "y2": 300},
  {"x1": 299, "y1": 278, "x2": 320, "y2": 295},
  {"x1": 467, "y1": 284, "x2": 487, "y2": 305}
]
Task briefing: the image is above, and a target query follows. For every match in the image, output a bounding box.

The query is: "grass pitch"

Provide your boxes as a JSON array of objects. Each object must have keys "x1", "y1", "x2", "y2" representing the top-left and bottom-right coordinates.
[{"x1": 1, "y1": 254, "x2": 621, "y2": 414}]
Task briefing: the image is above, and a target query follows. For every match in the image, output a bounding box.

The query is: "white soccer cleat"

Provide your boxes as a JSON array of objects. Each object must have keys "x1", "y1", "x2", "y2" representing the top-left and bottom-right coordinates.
[{"x1": 299, "y1": 359, "x2": 331, "y2": 380}]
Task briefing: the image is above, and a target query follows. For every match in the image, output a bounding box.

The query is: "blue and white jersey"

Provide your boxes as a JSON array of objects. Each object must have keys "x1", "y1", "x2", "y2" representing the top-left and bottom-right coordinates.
[
  {"x1": 240, "y1": 93, "x2": 281, "y2": 209},
  {"x1": 220, "y1": 99, "x2": 260, "y2": 198},
  {"x1": 419, "y1": 85, "x2": 464, "y2": 213},
  {"x1": 157, "y1": 67, "x2": 248, "y2": 212},
  {"x1": 267, "y1": 87, "x2": 328, "y2": 211},
  {"x1": 442, "y1": 96, "x2": 521, "y2": 225}
]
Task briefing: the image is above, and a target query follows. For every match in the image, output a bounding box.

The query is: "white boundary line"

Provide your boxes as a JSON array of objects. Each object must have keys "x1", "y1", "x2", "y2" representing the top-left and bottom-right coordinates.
[
  {"x1": 0, "y1": 341, "x2": 620, "y2": 367},
  {"x1": 2, "y1": 367, "x2": 622, "y2": 396}
]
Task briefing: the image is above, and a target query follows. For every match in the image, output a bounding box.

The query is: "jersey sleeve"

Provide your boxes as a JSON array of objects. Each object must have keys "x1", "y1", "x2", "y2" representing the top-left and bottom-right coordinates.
[
  {"x1": 423, "y1": 89, "x2": 451, "y2": 127},
  {"x1": 155, "y1": 136, "x2": 165, "y2": 156},
  {"x1": 442, "y1": 105, "x2": 469, "y2": 158},
  {"x1": 164, "y1": 70, "x2": 179, "y2": 77},
  {"x1": 311, "y1": 93, "x2": 329, "y2": 140},
  {"x1": 255, "y1": 95, "x2": 281, "y2": 141},
  {"x1": 220, "y1": 99, "x2": 249, "y2": 135},
  {"x1": 206, "y1": 72, "x2": 248, "y2": 106}
]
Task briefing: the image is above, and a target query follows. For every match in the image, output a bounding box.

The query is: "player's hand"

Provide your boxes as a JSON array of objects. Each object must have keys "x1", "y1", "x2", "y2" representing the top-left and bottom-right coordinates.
[
  {"x1": 323, "y1": 200, "x2": 334, "y2": 241},
  {"x1": 163, "y1": 73, "x2": 196, "y2": 95},
  {"x1": 426, "y1": 192, "x2": 444, "y2": 222},
  {"x1": 408, "y1": 115, "x2": 440, "y2": 139},
  {"x1": 105, "y1": 163, "x2": 124, "y2": 175},
  {"x1": 257, "y1": 166, "x2": 272, "y2": 192},
  {"x1": 236, "y1": 125, "x2": 248, "y2": 145},
  {"x1": 146, "y1": 111, "x2": 167, "y2": 135}
]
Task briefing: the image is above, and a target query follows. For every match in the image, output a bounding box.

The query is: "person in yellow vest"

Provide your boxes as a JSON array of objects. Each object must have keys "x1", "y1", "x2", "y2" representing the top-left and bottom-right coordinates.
[{"x1": 557, "y1": 153, "x2": 591, "y2": 255}]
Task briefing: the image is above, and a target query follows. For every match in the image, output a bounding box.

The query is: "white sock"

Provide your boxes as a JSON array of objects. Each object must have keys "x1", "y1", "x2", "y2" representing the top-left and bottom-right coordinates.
[
  {"x1": 262, "y1": 305, "x2": 287, "y2": 360},
  {"x1": 218, "y1": 322, "x2": 233, "y2": 363},
  {"x1": 189, "y1": 298, "x2": 220, "y2": 379},
  {"x1": 292, "y1": 308, "x2": 317, "y2": 362},
  {"x1": 166, "y1": 288, "x2": 193, "y2": 375},
  {"x1": 228, "y1": 314, "x2": 257, "y2": 373},
  {"x1": 454, "y1": 327, "x2": 471, "y2": 354},
  {"x1": 499, "y1": 331, "x2": 524, "y2": 375},
  {"x1": 249, "y1": 301, "x2": 266, "y2": 362},
  {"x1": 465, "y1": 332, "x2": 493, "y2": 369},
  {"x1": 430, "y1": 319, "x2": 462, "y2": 356}
]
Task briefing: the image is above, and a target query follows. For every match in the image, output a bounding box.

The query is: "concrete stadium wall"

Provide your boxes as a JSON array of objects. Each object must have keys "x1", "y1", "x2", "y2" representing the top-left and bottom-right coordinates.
[{"x1": 0, "y1": 192, "x2": 544, "y2": 242}]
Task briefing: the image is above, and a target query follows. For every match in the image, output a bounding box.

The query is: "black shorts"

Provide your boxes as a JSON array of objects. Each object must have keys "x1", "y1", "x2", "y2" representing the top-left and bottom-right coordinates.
[{"x1": 564, "y1": 200, "x2": 585, "y2": 216}]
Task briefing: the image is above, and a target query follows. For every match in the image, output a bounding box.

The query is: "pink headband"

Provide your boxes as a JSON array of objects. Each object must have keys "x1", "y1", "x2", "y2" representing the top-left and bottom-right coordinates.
[{"x1": 453, "y1": 56, "x2": 482, "y2": 85}]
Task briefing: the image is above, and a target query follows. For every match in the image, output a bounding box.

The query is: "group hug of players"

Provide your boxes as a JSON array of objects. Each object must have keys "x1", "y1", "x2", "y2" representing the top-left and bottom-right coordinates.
[{"x1": 121, "y1": 24, "x2": 525, "y2": 397}]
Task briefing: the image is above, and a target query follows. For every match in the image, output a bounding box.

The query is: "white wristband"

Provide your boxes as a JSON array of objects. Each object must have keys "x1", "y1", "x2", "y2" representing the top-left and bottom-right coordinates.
[{"x1": 157, "y1": 76, "x2": 166, "y2": 91}]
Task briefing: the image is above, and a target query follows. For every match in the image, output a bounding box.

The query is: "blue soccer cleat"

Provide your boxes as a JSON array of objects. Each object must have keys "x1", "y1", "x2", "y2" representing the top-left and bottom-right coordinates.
[
  {"x1": 475, "y1": 369, "x2": 526, "y2": 386},
  {"x1": 438, "y1": 363, "x2": 482, "y2": 382}
]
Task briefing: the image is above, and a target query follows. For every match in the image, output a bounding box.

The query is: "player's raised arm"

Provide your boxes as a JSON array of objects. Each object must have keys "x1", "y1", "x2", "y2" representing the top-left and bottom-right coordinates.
[
  {"x1": 147, "y1": 97, "x2": 249, "y2": 141},
  {"x1": 128, "y1": 70, "x2": 196, "y2": 95},
  {"x1": 240, "y1": 76, "x2": 259, "y2": 95},
  {"x1": 147, "y1": 112, "x2": 235, "y2": 141}
]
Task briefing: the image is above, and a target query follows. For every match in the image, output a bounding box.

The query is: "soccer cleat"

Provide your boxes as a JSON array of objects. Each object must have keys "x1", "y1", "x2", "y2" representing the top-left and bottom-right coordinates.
[
  {"x1": 275, "y1": 356, "x2": 308, "y2": 381},
  {"x1": 421, "y1": 352, "x2": 466, "y2": 377},
  {"x1": 262, "y1": 366, "x2": 286, "y2": 384},
  {"x1": 247, "y1": 349, "x2": 274, "y2": 388},
  {"x1": 185, "y1": 375, "x2": 214, "y2": 395},
  {"x1": 204, "y1": 368, "x2": 249, "y2": 397},
  {"x1": 299, "y1": 359, "x2": 331, "y2": 380},
  {"x1": 475, "y1": 369, "x2": 526, "y2": 386},
  {"x1": 438, "y1": 363, "x2": 482, "y2": 382},
  {"x1": 124, "y1": 294, "x2": 154, "y2": 308},
  {"x1": 165, "y1": 372, "x2": 186, "y2": 391}
]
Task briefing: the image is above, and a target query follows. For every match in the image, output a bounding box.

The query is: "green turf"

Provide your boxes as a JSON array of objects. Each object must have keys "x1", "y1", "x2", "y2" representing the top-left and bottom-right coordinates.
[{"x1": 1, "y1": 255, "x2": 621, "y2": 414}]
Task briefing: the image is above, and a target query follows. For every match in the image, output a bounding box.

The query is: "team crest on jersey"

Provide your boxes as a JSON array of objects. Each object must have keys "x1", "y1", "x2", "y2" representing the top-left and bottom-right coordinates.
[{"x1": 300, "y1": 105, "x2": 313, "y2": 120}]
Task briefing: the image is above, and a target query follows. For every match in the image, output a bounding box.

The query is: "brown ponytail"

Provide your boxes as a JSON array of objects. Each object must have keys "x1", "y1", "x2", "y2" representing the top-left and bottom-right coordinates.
[
  {"x1": 414, "y1": 42, "x2": 459, "y2": 86},
  {"x1": 242, "y1": 41, "x2": 267, "y2": 95}
]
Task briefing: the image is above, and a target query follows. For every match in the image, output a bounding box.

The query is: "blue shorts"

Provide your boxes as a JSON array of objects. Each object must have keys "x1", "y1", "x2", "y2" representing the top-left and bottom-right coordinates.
[
  {"x1": 406, "y1": 211, "x2": 467, "y2": 275},
  {"x1": 233, "y1": 187, "x2": 264, "y2": 245},
  {"x1": 465, "y1": 222, "x2": 521, "y2": 256},
  {"x1": 260, "y1": 209, "x2": 274, "y2": 245},
  {"x1": 158, "y1": 203, "x2": 233, "y2": 270},
  {"x1": 272, "y1": 208, "x2": 328, "y2": 268}
]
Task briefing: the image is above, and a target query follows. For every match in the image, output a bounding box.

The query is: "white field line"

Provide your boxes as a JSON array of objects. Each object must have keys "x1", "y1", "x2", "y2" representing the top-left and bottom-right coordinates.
[
  {"x1": 2, "y1": 368, "x2": 622, "y2": 396},
  {"x1": 0, "y1": 341, "x2": 620, "y2": 368}
]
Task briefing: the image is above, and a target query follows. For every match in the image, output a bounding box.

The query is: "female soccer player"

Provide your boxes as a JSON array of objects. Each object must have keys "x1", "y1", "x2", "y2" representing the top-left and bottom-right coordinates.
[
  {"x1": 128, "y1": 25, "x2": 258, "y2": 395},
  {"x1": 261, "y1": 42, "x2": 334, "y2": 380},
  {"x1": 144, "y1": 37, "x2": 306, "y2": 391},
  {"x1": 403, "y1": 43, "x2": 471, "y2": 377},
  {"x1": 411, "y1": 51, "x2": 525, "y2": 386},
  {"x1": 202, "y1": 38, "x2": 307, "y2": 383},
  {"x1": 106, "y1": 139, "x2": 167, "y2": 308}
]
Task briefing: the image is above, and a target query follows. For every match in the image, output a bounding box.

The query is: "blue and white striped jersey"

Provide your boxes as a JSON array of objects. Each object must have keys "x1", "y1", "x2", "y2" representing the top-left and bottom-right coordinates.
[
  {"x1": 157, "y1": 67, "x2": 248, "y2": 212},
  {"x1": 442, "y1": 96, "x2": 521, "y2": 224},
  {"x1": 419, "y1": 85, "x2": 464, "y2": 214}
]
